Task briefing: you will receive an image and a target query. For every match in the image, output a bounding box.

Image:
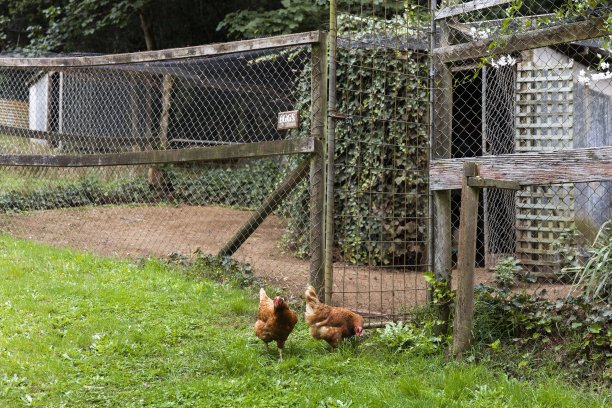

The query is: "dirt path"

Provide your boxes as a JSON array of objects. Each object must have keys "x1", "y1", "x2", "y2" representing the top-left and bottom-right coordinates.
[{"x1": 0, "y1": 204, "x2": 570, "y2": 319}]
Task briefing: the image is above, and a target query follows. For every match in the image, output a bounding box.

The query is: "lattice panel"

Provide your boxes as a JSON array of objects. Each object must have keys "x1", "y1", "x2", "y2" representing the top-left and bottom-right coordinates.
[{"x1": 514, "y1": 57, "x2": 575, "y2": 273}]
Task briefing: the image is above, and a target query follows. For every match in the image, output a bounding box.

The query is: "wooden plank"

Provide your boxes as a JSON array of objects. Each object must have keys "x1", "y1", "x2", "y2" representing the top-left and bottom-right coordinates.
[
  {"x1": 158, "y1": 75, "x2": 174, "y2": 149},
  {"x1": 0, "y1": 31, "x2": 324, "y2": 67},
  {"x1": 218, "y1": 158, "x2": 311, "y2": 258},
  {"x1": 0, "y1": 137, "x2": 318, "y2": 167},
  {"x1": 452, "y1": 162, "x2": 481, "y2": 357},
  {"x1": 430, "y1": 145, "x2": 612, "y2": 190},
  {"x1": 309, "y1": 36, "x2": 327, "y2": 298},
  {"x1": 435, "y1": 0, "x2": 513, "y2": 20},
  {"x1": 431, "y1": 54, "x2": 453, "y2": 335},
  {"x1": 468, "y1": 176, "x2": 521, "y2": 190},
  {"x1": 149, "y1": 74, "x2": 175, "y2": 189},
  {"x1": 433, "y1": 17, "x2": 610, "y2": 64}
]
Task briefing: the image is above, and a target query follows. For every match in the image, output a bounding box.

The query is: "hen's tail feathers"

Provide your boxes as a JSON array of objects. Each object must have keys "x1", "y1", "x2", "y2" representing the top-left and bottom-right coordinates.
[
  {"x1": 259, "y1": 287, "x2": 267, "y2": 301},
  {"x1": 305, "y1": 285, "x2": 320, "y2": 305}
]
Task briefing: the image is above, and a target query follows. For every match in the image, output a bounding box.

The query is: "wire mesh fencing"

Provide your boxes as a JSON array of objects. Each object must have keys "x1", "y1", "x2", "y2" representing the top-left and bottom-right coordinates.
[
  {"x1": 432, "y1": 0, "x2": 612, "y2": 301},
  {"x1": 1, "y1": 1, "x2": 610, "y2": 327},
  {"x1": 0, "y1": 34, "x2": 326, "y2": 299},
  {"x1": 328, "y1": 1, "x2": 432, "y2": 324}
]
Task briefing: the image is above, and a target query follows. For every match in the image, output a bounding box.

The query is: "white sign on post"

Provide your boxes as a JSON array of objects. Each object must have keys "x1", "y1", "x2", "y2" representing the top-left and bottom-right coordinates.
[{"x1": 277, "y1": 110, "x2": 300, "y2": 130}]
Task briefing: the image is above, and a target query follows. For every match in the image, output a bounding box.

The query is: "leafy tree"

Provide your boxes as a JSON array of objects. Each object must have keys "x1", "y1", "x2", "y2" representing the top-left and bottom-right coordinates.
[
  {"x1": 0, "y1": 0, "x2": 281, "y2": 54},
  {"x1": 218, "y1": 0, "x2": 329, "y2": 39}
]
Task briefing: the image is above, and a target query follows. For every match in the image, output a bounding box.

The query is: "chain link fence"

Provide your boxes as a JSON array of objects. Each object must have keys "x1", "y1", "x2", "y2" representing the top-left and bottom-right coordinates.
[
  {"x1": 432, "y1": 0, "x2": 612, "y2": 301},
  {"x1": 0, "y1": 34, "x2": 326, "y2": 299},
  {"x1": 1, "y1": 1, "x2": 610, "y2": 326}
]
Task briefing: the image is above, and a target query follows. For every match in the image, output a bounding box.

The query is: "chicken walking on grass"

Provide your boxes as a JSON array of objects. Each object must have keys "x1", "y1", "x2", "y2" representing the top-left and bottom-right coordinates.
[
  {"x1": 254, "y1": 288, "x2": 298, "y2": 360},
  {"x1": 304, "y1": 285, "x2": 365, "y2": 349}
]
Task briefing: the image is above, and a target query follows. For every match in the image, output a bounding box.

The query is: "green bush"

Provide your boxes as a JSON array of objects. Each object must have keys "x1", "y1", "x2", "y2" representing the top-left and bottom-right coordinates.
[
  {"x1": 165, "y1": 159, "x2": 286, "y2": 210},
  {"x1": 493, "y1": 257, "x2": 521, "y2": 290},
  {"x1": 0, "y1": 176, "x2": 154, "y2": 213},
  {"x1": 568, "y1": 220, "x2": 612, "y2": 303},
  {"x1": 473, "y1": 285, "x2": 612, "y2": 373},
  {"x1": 375, "y1": 321, "x2": 448, "y2": 355},
  {"x1": 552, "y1": 225, "x2": 583, "y2": 283},
  {"x1": 169, "y1": 249, "x2": 262, "y2": 289}
]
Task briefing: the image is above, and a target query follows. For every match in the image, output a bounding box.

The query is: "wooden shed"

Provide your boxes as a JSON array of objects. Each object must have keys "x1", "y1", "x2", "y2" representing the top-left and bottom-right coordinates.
[{"x1": 451, "y1": 43, "x2": 612, "y2": 274}]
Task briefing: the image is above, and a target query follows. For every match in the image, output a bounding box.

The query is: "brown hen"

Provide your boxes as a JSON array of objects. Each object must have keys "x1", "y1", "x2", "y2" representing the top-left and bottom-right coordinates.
[
  {"x1": 254, "y1": 288, "x2": 298, "y2": 360},
  {"x1": 304, "y1": 285, "x2": 364, "y2": 349}
]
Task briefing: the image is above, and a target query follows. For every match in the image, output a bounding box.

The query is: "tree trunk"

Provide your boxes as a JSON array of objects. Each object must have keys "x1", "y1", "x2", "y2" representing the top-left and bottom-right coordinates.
[
  {"x1": 139, "y1": 10, "x2": 156, "y2": 51},
  {"x1": 139, "y1": 7, "x2": 165, "y2": 193}
]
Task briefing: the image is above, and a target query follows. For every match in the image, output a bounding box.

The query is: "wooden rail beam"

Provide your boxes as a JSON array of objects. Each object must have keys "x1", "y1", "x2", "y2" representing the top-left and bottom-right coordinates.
[
  {"x1": 0, "y1": 137, "x2": 319, "y2": 167},
  {"x1": 467, "y1": 176, "x2": 521, "y2": 190},
  {"x1": 430, "y1": 145, "x2": 612, "y2": 190},
  {"x1": 435, "y1": 0, "x2": 513, "y2": 21},
  {"x1": 0, "y1": 31, "x2": 325, "y2": 67},
  {"x1": 433, "y1": 17, "x2": 610, "y2": 64},
  {"x1": 218, "y1": 158, "x2": 311, "y2": 258}
]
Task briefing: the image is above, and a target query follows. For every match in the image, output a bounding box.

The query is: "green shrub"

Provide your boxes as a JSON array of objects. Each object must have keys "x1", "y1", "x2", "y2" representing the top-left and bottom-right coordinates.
[
  {"x1": 493, "y1": 257, "x2": 521, "y2": 290},
  {"x1": 0, "y1": 176, "x2": 154, "y2": 213},
  {"x1": 473, "y1": 285, "x2": 612, "y2": 372},
  {"x1": 169, "y1": 249, "x2": 262, "y2": 289},
  {"x1": 552, "y1": 225, "x2": 583, "y2": 283},
  {"x1": 165, "y1": 159, "x2": 286, "y2": 210},
  {"x1": 375, "y1": 321, "x2": 448, "y2": 355},
  {"x1": 568, "y1": 220, "x2": 612, "y2": 303}
]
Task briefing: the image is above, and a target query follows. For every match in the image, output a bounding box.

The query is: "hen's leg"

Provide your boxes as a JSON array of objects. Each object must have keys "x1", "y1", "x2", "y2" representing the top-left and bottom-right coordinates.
[{"x1": 276, "y1": 340, "x2": 285, "y2": 361}]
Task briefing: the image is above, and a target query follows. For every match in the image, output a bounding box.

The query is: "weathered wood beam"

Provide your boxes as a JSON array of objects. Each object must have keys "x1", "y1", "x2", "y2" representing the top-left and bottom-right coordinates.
[
  {"x1": 435, "y1": 0, "x2": 513, "y2": 21},
  {"x1": 158, "y1": 74, "x2": 174, "y2": 149},
  {"x1": 0, "y1": 31, "x2": 324, "y2": 67},
  {"x1": 218, "y1": 158, "x2": 311, "y2": 258},
  {"x1": 452, "y1": 162, "x2": 480, "y2": 357},
  {"x1": 433, "y1": 17, "x2": 609, "y2": 63},
  {"x1": 309, "y1": 34, "x2": 327, "y2": 299},
  {"x1": 467, "y1": 176, "x2": 521, "y2": 190},
  {"x1": 430, "y1": 145, "x2": 612, "y2": 190},
  {"x1": 431, "y1": 54, "x2": 453, "y2": 336},
  {"x1": 0, "y1": 137, "x2": 318, "y2": 167}
]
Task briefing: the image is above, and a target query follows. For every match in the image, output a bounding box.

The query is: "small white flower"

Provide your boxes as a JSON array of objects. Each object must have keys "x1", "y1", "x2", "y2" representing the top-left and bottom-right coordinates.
[
  {"x1": 600, "y1": 61, "x2": 609, "y2": 70},
  {"x1": 579, "y1": 69, "x2": 586, "y2": 76}
]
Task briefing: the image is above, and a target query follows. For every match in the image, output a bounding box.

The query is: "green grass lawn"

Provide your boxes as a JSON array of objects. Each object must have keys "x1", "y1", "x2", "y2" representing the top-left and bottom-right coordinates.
[{"x1": 0, "y1": 234, "x2": 608, "y2": 407}]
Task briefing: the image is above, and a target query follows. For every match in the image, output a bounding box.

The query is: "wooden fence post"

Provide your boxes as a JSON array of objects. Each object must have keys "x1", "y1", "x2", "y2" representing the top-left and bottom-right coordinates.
[
  {"x1": 309, "y1": 33, "x2": 327, "y2": 298},
  {"x1": 431, "y1": 54, "x2": 453, "y2": 334},
  {"x1": 452, "y1": 162, "x2": 480, "y2": 356},
  {"x1": 148, "y1": 74, "x2": 174, "y2": 189}
]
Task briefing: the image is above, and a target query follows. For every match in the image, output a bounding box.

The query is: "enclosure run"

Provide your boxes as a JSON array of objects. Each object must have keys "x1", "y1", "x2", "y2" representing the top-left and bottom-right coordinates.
[{"x1": 0, "y1": 1, "x2": 611, "y2": 339}]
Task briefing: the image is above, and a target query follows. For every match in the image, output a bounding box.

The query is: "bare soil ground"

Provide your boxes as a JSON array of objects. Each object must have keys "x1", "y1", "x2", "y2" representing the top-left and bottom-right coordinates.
[{"x1": 0, "y1": 204, "x2": 571, "y2": 318}]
